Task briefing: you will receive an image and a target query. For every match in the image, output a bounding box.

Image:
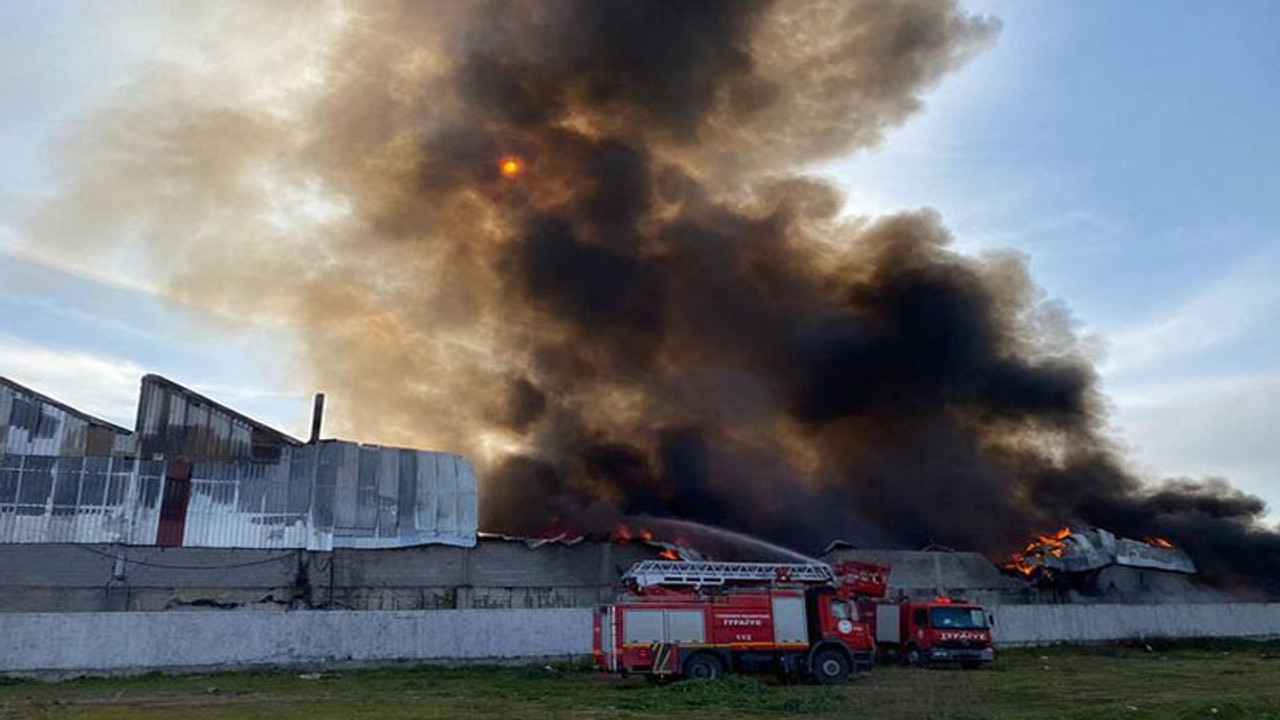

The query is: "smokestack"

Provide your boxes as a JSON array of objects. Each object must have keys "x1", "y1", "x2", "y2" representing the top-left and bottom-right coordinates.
[{"x1": 309, "y1": 392, "x2": 325, "y2": 444}]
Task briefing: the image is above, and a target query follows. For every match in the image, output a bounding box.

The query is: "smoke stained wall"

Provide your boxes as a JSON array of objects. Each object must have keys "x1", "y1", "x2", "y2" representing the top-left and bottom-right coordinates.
[{"x1": 17, "y1": 0, "x2": 1280, "y2": 594}]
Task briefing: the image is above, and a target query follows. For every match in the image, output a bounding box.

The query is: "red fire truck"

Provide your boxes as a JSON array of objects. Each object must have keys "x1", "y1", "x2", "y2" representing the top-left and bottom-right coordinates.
[
  {"x1": 592, "y1": 560, "x2": 889, "y2": 684},
  {"x1": 862, "y1": 596, "x2": 994, "y2": 669}
]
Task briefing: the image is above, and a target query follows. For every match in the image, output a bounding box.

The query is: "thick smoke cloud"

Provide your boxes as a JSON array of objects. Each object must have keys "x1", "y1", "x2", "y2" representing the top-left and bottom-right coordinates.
[{"x1": 19, "y1": 0, "x2": 1280, "y2": 593}]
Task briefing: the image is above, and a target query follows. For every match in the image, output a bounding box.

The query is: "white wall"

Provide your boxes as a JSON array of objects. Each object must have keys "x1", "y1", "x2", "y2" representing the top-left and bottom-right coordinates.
[
  {"x1": 3, "y1": 604, "x2": 1280, "y2": 675},
  {"x1": 992, "y1": 604, "x2": 1280, "y2": 646},
  {"x1": 0, "y1": 609, "x2": 593, "y2": 674}
]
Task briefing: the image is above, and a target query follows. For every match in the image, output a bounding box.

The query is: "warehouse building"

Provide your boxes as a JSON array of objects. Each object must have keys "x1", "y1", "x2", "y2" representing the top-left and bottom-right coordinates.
[
  {"x1": 0, "y1": 373, "x2": 667, "y2": 613},
  {"x1": 0, "y1": 374, "x2": 476, "y2": 551}
]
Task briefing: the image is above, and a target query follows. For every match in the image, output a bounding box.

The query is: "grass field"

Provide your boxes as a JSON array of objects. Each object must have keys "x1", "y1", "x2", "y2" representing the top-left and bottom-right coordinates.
[{"x1": 3, "y1": 641, "x2": 1279, "y2": 720}]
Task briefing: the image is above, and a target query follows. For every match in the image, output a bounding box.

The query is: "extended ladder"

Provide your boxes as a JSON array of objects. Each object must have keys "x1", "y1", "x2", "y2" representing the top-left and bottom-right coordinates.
[{"x1": 623, "y1": 560, "x2": 836, "y2": 588}]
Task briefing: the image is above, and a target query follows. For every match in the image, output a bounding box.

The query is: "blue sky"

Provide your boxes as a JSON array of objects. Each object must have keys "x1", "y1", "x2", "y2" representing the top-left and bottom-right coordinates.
[{"x1": 2, "y1": 2, "x2": 1278, "y2": 517}]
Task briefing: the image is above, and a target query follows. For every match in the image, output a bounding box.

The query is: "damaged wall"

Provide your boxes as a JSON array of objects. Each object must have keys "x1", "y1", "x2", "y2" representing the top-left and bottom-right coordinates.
[{"x1": 0, "y1": 539, "x2": 662, "y2": 612}]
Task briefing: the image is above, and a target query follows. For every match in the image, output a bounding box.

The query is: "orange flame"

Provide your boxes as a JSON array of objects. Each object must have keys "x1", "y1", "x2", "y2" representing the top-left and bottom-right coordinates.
[
  {"x1": 498, "y1": 155, "x2": 524, "y2": 178},
  {"x1": 659, "y1": 549, "x2": 679, "y2": 561},
  {"x1": 1003, "y1": 526, "x2": 1073, "y2": 577},
  {"x1": 1146, "y1": 536, "x2": 1173, "y2": 549},
  {"x1": 613, "y1": 524, "x2": 632, "y2": 543}
]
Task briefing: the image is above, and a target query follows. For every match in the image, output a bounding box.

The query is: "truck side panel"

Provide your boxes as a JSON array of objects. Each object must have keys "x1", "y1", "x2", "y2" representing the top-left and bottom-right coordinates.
[
  {"x1": 666, "y1": 609, "x2": 706, "y2": 643},
  {"x1": 771, "y1": 596, "x2": 808, "y2": 645},
  {"x1": 874, "y1": 604, "x2": 901, "y2": 644},
  {"x1": 623, "y1": 610, "x2": 666, "y2": 644}
]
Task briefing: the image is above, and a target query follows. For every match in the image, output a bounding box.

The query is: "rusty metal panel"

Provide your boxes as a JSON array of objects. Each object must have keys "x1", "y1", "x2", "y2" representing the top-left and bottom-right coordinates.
[{"x1": 134, "y1": 375, "x2": 300, "y2": 462}]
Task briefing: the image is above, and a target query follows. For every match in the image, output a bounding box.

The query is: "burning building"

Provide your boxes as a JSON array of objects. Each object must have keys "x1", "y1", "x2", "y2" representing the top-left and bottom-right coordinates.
[
  {"x1": 1003, "y1": 527, "x2": 1219, "y2": 603},
  {"x1": 8, "y1": 1, "x2": 1280, "y2": 598}
]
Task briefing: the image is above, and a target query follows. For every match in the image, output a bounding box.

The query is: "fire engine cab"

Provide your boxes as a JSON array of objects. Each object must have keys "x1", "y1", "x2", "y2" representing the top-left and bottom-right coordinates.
[
  {"x1": 592, "y1": 560, "x2": 887, "y2": 684},
  {"x1": 862, "y1": 596, "x2": 995, "y2": 668}
]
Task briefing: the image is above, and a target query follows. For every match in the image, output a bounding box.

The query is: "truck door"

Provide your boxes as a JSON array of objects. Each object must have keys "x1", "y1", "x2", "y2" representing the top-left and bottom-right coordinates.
[
  {"x1": 771, "y1": 596, "x2": 808, "y2": 647},
  {"x1": 911, "y1": 607, "x2": 929, "y2": 645}
]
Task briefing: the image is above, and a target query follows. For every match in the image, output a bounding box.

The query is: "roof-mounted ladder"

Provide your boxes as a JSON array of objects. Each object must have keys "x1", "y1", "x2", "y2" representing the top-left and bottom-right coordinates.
[{"x1": 623, "y1": 560, "x2": 836, "y2": 588}]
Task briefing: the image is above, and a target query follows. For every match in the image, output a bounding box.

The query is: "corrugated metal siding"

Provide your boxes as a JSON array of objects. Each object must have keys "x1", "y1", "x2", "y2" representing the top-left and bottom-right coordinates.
[
  {"x1": 1, "y1": 442, "x2": 477, "y2": 550},
  {"x1": 0, "y1": 381, "x2": 134, "y2": 458},
  {"x1": 179, "y1": 441, "x2": 478, "y2": 550},
  {"x1": 0, "y1": 454, "x2": 165, "y2": 544},
  {"x1": 135, "y1": 375, "x2": 300, "y2": 462}
]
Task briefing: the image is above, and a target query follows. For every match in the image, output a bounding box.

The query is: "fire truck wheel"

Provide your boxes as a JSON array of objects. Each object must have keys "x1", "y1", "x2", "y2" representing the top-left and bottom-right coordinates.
[
  {"x1": 682, "y1": 653, "x2": 724, "y2": 681},
  {"x1": 811, "y1": 648, "x2": 851, "y2": 685}
]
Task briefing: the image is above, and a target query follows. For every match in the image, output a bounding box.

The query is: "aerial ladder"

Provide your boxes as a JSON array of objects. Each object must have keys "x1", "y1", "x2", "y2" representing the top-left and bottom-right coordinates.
[{"x1": 622, "y1": 559, "x2": 888, "y2": 598}]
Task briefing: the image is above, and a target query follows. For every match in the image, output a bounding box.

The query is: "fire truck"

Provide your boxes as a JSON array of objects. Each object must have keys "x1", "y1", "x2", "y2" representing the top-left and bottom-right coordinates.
[
  {"x1": 593, "y1": 560, "x2": 996, "y2": 682},
  {"x1": 592, "y1": 560, "x2": 888, "y2": 684},
  {"x1": 861, "y1": 596, "x2": 995, "y2": 669}
]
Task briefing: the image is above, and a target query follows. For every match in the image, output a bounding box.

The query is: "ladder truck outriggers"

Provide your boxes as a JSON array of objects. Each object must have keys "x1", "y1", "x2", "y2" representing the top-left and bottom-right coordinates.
[{"x1": 592, "y1": 559, "x2": 888, "y2": 684}]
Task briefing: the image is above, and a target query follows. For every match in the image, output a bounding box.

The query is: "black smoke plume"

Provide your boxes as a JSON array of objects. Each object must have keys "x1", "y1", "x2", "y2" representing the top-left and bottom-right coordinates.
[{"x1": 21, "y1": 0, "x2": 1280, "y2": 594}]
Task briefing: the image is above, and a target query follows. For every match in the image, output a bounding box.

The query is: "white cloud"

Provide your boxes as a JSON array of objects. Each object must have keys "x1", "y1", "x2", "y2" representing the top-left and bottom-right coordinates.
[
  {"x1": 0, "y1": 226, "x2": 161, "y2": 296},
  {"x1": 1107, "y1": 369, "x2": 1280, "y2": 519},
  {"x1": 1101, "y1": 244, "x2": 1280, "y2": 377},
  {"x1": 0, "y1": 332, "x2": 143, "y2": 426}
]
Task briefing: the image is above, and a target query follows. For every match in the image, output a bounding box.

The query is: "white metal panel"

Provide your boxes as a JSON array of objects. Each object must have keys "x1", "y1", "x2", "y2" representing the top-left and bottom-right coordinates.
[
  {"x1": 771, "y1": 596, "x2": 808, "y2": 645},
  {"x1": 875, "y1": 604, "x2": 902, "y2": 644},
  {"x1": 623, "y1": 609, "x2": 666, "y2": 644},
  {"x1": 665, "y1": 610, "x2": 706, "y2": 643}
]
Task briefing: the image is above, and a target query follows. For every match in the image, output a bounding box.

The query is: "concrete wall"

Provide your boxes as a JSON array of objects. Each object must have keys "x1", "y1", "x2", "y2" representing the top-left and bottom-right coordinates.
[
  {"x1": 2, "y1": 603, "x2": 1279, "y2": 675},
  {"x1": 992, "y1": 603, "x2": 1280, "y2": 646},
  {"x1": 0, "y1": 609, "x2": 592, "y2": 674},
  {"x1": 0, "y1": 540, "x2": 661, "y2": 612}
]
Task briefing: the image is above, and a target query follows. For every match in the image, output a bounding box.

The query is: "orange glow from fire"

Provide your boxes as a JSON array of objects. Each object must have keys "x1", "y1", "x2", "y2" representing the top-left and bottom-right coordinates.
[
  {"x1": 1146, "y1": 536, "x2": 1174, "y2": 549},
  {"x1": 1003, "y1": 526, "x2": 1073, "y2": 578},
  {"x1": 660, "y1": 549, "x2": 679, "y2": 560},
  {"x1": 498, "y1": 155, "x2": 524, "y2": 178}
]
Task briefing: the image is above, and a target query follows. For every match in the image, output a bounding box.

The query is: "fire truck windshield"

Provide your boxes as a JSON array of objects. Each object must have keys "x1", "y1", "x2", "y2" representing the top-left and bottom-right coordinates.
[{"x1": 929, "y1": 607, "x2": 987, "y2": 629}]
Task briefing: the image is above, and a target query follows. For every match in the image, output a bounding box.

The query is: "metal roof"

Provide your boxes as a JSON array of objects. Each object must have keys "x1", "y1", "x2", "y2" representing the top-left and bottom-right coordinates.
[
  {"x1": 134, "y1": 375, "x2": 302, "y2": 462},
  {"x1": 0, "y1": 377, "x2": 132, "y2": 434}
]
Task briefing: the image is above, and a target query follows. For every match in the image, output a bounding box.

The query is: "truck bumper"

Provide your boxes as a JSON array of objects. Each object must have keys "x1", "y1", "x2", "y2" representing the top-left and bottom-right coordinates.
[{"x1": 927, "y1": 647, "x2": 994, "y2": 664}]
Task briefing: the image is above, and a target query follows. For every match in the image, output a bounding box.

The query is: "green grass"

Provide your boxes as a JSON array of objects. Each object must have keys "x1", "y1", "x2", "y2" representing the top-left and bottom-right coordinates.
[{"x1": 2, "y1": 641, "x2": 1279, "y2": 720}]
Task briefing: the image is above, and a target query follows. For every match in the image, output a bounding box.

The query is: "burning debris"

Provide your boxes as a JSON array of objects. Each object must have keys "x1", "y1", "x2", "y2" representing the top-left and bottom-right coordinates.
[
  {"x1": 1004, "y1": 527, "x2": 1196, "y2": 580},
  {"x1": 16, "y1": 1, "x2": 1280, "y2": 595}
]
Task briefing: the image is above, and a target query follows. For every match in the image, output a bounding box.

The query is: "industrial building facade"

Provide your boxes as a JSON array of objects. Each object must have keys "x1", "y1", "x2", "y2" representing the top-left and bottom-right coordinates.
[{"x1": 0, "y1": 375, "x2": 477, "y2": 550}]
